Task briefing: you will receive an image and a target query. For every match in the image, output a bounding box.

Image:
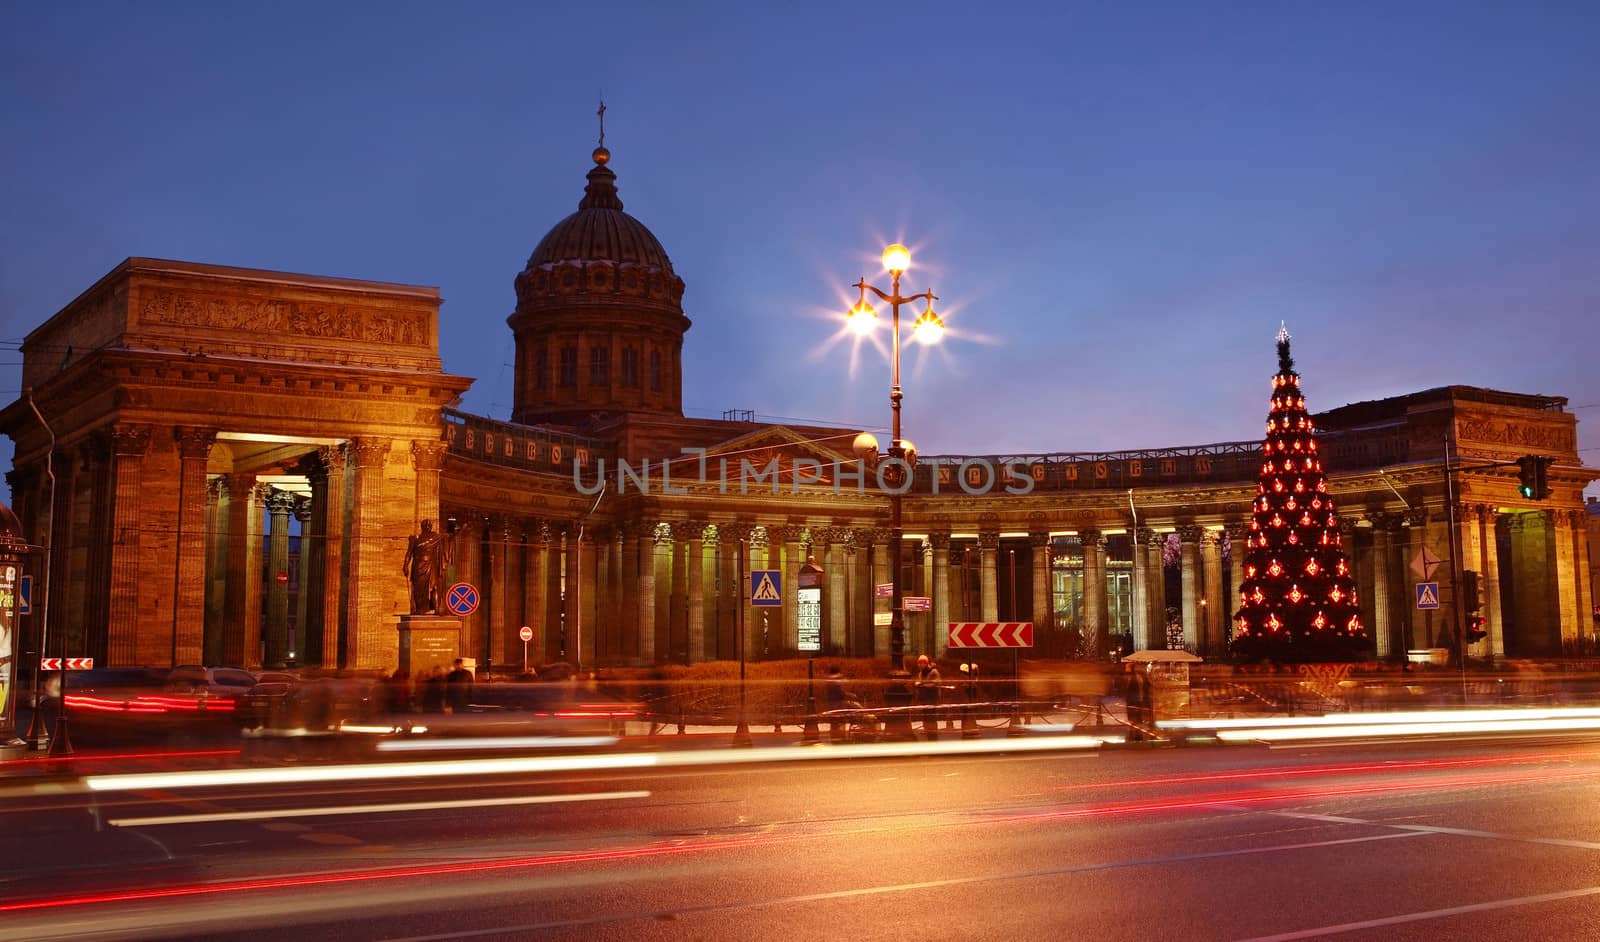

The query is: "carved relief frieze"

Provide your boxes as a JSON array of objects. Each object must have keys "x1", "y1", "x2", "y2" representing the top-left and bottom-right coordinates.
[{"x1": 138, "y1": 290, "x2": 430, "y2": 348}]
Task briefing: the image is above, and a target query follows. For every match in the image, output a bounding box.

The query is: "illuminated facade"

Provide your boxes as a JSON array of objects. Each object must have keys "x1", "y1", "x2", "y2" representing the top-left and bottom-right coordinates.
[{"x1": 2, "y1": 149, "x2": 1595, "y2": 671}]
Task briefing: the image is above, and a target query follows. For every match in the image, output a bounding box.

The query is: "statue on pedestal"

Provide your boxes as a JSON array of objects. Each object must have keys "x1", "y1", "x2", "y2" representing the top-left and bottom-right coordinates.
[{"x1": 403, "y1": 519, "x2": 452, "y2": 615}]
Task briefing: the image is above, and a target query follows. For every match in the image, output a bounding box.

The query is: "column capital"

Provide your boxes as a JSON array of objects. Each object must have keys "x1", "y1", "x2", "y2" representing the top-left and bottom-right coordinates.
[
  {"x1": 222, "y1": 472, "x2": 258, "y2": 500},
  {"x1": 292, "y1": 495, "x2": 312, "y2": 523},
  {"x1": 815, "y1": 525, "x2": 854, "y2": 547},
  {"x1": 266, "y1": 490, "x2": 297, "y2": 515},
  {"x1": 718, "y1": 521, "x2": 756, "y2": 545},
  {"x1": 348, "y1": 437, "x2": 391, "y2": 469},
  {"x1": 1401, "y1": 507, "x2": 1428, "y2": 529},
  {"x1": 931, "y1": 531, "x2": 954, "y2": 549},
  {"x1": 1144, "y1": 528, "x2": 1169, "y2": 548},
  {"x1": 765, "y1": 523, "x2": 802, "y2": 544},
  {"x1": 174, "y1": 426, "x2": 217, "y2": 460},
  {"x1": 106, "y1": 424, "x2": 153, "y2": 457},
  {"x1": 410, "y1": 439, "x2": 448, "y2": 472},
  {"x1": 977, "y1": 531, "x2": 1000, "y2": 550},
  {"x1": 315, "y1": 443, "x2": 347, "y2": 476},
  {"x1": 1176, "y1": 524, "x2": 1204, "y2": 544},
  {"x1": 1078, "y1": 527, "x2": 1105, "y2": 548},
  {"x1": 680, "y1": 519, "x2": 710, "y2": 542},
  {"x1": 1222, "y1": 520, "x2": 1248, "y2": 541},
  {"x1": 1200, "y1": 528, "x2": 1222, "y2": 547}
]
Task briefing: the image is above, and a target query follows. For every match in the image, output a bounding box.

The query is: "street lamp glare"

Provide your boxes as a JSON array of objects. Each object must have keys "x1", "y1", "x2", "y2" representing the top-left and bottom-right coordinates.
[
  {"x1": 913, "y1": 310, "x2": 945, "y2": 345},
  {"x1": 847, "y1": 302, "x2": 877, "y2": 335},
  {"x1": 882, "y1": 243, "x2": 911, "y2": 275}
]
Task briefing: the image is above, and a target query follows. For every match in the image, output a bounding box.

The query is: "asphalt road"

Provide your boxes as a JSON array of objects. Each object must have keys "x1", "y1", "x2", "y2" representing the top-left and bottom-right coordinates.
[{"x1": 4, "y1": 734, "x2": 1600, "y2": 941}]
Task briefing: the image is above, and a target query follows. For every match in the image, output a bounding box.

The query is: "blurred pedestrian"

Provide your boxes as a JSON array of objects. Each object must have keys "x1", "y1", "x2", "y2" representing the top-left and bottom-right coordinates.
[
  {"x1": 446, "y1": 658, "x2": 474, "y2": 714},
  {"x1": 1125, "y1": 662, "x2": 1151, "y2": 741},
  {"x1": 915, "y1": 654, "x2": 942, "y2": 738},
  {"x1": 420, "y1": 666, "x2": 447, "y2": 713},
  {"x1": 960, "y1": 663, "x2": 981, "y2": 738},
  {"x1": 825, "y1": 665, "x2": 864, "y2": 742},
  {"x1": 383, "y1": 669, "x2": 413, "y2": 716}
]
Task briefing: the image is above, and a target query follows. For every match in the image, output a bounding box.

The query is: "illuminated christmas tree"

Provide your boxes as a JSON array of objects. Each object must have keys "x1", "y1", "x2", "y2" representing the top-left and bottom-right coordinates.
[{"x1": 1231, "y1": 326, "x2": 1368, "y2": 663}]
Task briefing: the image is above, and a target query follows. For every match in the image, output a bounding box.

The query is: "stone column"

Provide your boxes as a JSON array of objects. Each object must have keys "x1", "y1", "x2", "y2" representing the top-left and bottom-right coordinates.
[
  {"x1": 823, "y1": 528, "x2": 848, "y2": 653},
  {"x1": 221, "y1": 472, "x2": 261, "y2": 668},
  {"x1": 933, "y1": 532, "x2": 953, "y2": 659},
  {"x1": 580, "y1": 531, "x2": 598, "y2": 666},
  {"x1": 685, "y1": 521, "x2": 707, "y2": 663},
  {"x1": 488, "y1": 515, "x2": 512, "y2": 669},
  {"x1": 1570, "y1": 511, "x2": 1592, "y2": 645},
  {"x1": 173, "y1": 428, "x2": 216, "y2": 666},
  {"x1": 410, "y1": 440, "x2": 446, "y2": 532},
  {"x1": 871, "y1": 528, "x2": 892, "y2": 656},
  {"x1": 293, "y1": 497, "x2": 311, "y2": 663},
  {"x1": 562, "y1": 530, "x2": 581, "y2": 665},
  {"x1": 1554, "y1": 511, "x2": 1582, "y2": 646},
  {"x1": 1145, "y1": 530, "x2": 1169, "y2": 650},
  {"x1": 1201, "y1": 529, "x2": 1224, "y2": 658},
  {"x1": 265, "y1": 489, "x2": 295, "y2": 666},
  {"x1": 1178, "y1": 525, "x2": 1202, "y2": 651},
  {"x1": 105, "y1": 426, "x2": 151, "y2": 666},
  {"x1": 1224, "y1": 522, "x2": 1248, "y2": 648},
  {"x1": 718, "y1": 523, "x2": 752, "y2": 660},
  {"x1": 619, "y1": 523, "x2": 640, "y2": 660},
  {"x1": 1367, "y1": 515, "x2": 1395, "y2": 659},
  {"x1": 457, "y1": 516, "x2": 484, "y2": 663},
  {"x1": 345, "y1": 437, "x2": 392, "y2": 671},
  {"x1": 522, "y1": 521, "x2": 548, "y2": 660},
  {"x1": 596, "y1": 529, "x2": 616, "y2": 659},
  {"x1": 1475, "y1": 506, "x2": 1506, "y2": 659},
  {"x1": 1130, "y1": 528, "x2": 1150, "y2": 651},
  {"x1": 639, "y1": 523, "x2": 658, "y2": 663},
  {"x1": 1080, "y1": 528, "x2": 1107, "y2": 656},
  {"x1": 308, "y1": 445, "x2": 345, "y2": 669},
  {"x1": 670, "y1": 524, "x2": 689, "y2": 662},
  {"x1": 774, "y1": 525, "x2": 802, "y2": 656},
  {"x1": 979, "y1": 532, "x2": 1000, "y2": 622},
  {"x1": 544, "y1": 525, "x2": 565, "y2": 662}
]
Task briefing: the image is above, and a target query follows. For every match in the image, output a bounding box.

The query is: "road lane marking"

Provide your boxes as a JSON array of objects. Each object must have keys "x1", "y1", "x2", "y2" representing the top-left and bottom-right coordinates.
[
  {"x1": 106, "y1": 790, "x2": 651, "y2": 828},
  {"x1": 1230, "y1": 884, "x2": 1600, "y2": 941},
  {"x1": 1270, "y1": 810, "x2": 1600, "y2": 851}
]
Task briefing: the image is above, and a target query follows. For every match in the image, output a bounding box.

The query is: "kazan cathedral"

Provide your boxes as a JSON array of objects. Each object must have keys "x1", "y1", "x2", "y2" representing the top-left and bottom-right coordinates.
[{"x1": 2, "y1": 143, "x2": 1594, "y2": 675}]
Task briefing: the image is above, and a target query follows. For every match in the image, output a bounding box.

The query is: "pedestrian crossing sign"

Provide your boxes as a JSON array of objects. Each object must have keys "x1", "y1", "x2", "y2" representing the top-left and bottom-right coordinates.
[
  {"x1": 1415, "y1": 582, "x2": 1440, "y2": 610},
  {"x1": 751, "y1": 570, "x2": 782, "y2": 606}
]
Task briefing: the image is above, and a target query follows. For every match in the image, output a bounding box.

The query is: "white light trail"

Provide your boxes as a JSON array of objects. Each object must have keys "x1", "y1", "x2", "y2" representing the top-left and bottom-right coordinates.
[{"x1": 78, "y1": 734, "x2": 1102, "y2": 794}]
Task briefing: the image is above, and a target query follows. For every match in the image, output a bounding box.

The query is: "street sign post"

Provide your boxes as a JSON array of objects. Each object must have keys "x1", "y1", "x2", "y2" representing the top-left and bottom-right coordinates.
[
  {"x1": 751, "y1": 570, "x2": 782, "y2": 606},
  {"x1": 519, "y1": 625, "x2": 534, "y2": 674},
  {"x1": 902, "y1": 596, "x2": 931, "y2": 612},
  {"x1": 1410, "y1": 548, "x2": 1441, "y2": 581},
  {"x1": 40, "y1": 658, "x2": 94, "y2": 671},
  {"x1": 947, "y1": 622, "x2": 1034, "y2": 648},
  {"x1": 1415, "y1": 582, "x2": 1441, "y2": 610},
  {"x1": 874, "y1": 583, "x2": 894, "y2": 599},
  {"x1": 445, "y1": 582, "x2": 480, "y2": 617}
]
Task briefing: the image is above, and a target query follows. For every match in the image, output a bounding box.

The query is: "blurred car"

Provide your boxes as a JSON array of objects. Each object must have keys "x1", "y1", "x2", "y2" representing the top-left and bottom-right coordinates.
[
  {"x1": 420, "y1": 681, "x2": 640, "y2": 738},
  {"x1": 165, "y1": 665, "x2": 259, "y2": 698},
  {"x1": 58, "y1": 667, "x2": 243, "y2": 745}
]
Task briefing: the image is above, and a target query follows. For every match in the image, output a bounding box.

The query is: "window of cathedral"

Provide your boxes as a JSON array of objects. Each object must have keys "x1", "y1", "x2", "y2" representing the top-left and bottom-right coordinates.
[
  {"x1": 649, "y1": 348, "x2": 662, "y2": 391},
  {"x1": 590, "y1": 345, "x2": 610, "y2": 385},
  {"x1": 534, "y1": 344, "x2": 548, "y2": 390},
  {"x1": 622, "y1": 347, "x2": 639, "y2": 387},
  {"x1": 559, "y1": 345, "x2": 577, "y2": 387}
]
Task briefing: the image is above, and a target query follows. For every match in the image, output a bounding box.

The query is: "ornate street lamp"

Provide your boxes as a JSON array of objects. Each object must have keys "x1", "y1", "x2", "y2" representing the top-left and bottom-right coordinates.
[{"x1": 845, "y1": 243, "x2": 944, "y2": 668}]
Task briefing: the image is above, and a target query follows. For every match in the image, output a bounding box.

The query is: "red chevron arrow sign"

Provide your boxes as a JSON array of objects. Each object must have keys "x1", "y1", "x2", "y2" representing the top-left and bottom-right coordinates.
[
  {"x1": 40, "y1": 657, "x2": 95, "y2": 670},
  {"x1": 946, "y1": 622, "x2": 1034, "y2": 648}
]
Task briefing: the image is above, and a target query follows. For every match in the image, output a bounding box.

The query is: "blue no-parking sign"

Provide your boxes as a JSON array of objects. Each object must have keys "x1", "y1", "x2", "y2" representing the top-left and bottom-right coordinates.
[{"x1": 446, "y1": 582, "x2": 481, "y2": 616}]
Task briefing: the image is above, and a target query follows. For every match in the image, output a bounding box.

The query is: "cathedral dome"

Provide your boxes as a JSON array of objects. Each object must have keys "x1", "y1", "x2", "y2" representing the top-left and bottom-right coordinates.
[{"x1": 514, "y1": 148, "x2": 685, "y2": 312}]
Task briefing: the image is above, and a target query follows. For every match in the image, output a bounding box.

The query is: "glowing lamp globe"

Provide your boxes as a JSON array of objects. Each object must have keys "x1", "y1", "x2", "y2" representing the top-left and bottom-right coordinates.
[
  {"x1": 852, "y1": 431, "x2": 880, "y2": 463},
  {"x1": 881, "y1": 243, "x2": 911, "y2": 274},
  {"x1": 847, "y1": 302, "x2": 877, "y2": 335},
  {"x1": 912, "y1": 311, "x2": 944, "y2": 345}
]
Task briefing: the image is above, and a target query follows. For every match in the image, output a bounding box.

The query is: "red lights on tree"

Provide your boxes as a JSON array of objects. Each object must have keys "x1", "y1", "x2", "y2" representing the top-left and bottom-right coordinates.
[{"x1": 1231, "y1": 326, "x2": 1369, "y2": 663}]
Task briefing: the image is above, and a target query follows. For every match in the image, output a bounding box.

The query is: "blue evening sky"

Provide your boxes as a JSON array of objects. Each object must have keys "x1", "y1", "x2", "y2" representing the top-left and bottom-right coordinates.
[{"x1": 3, "y1": 2, "x2": 1596, "y2": 497}]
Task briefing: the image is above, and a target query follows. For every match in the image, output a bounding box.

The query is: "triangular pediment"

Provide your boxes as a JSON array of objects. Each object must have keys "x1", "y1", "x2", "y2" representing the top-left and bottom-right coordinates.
[{"x1": 698, "y1": 425, "x2": 858, "y2": 480}]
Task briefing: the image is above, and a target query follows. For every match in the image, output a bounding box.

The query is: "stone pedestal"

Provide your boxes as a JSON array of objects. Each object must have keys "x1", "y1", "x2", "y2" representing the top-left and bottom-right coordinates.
[{"x1": 397, "y1": 614, "x2": 463, "y2": 677}]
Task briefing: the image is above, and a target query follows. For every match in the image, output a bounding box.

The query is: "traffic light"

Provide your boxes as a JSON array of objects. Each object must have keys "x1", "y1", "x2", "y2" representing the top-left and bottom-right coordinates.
[
  {"x1": 1461, "y1": 570, "x2": 1482, "y2": 613},
  {"x1": 1465, "y1": 615, "x2": 1488, "y2": 644},
  {"x1": 1516, "y1": 455, "x2": 1552, "y2": 500}
]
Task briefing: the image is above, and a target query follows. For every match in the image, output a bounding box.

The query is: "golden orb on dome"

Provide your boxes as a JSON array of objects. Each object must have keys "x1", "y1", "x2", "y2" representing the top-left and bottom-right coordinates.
[{"x1": 592, "y1": 146, "x2": 611, "y2": 165}]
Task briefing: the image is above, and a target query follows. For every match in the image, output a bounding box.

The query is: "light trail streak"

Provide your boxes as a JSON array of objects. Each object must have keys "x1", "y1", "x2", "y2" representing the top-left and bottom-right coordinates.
[
  {"x1": 106, "y1": 789, "x2": 649, "y2": 827},
  {"x1": 1215, "y1": 716, "x2": 1600, "y2": 742},
  {"x1": 76, "y1": 734, "x2": 1104, "y2": 794},
  {"x1": 375, "y1": 735, "x2": 618, "y2": 752},
  {"x1": 1158, "y1": 706, "x2": 1600, "y2": 731}
]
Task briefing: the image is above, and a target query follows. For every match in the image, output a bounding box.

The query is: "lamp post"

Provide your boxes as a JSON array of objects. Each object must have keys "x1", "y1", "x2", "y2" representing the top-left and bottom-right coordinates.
[{"x1": 846, "y1": 243, "x2": 944, "y2": 670}]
